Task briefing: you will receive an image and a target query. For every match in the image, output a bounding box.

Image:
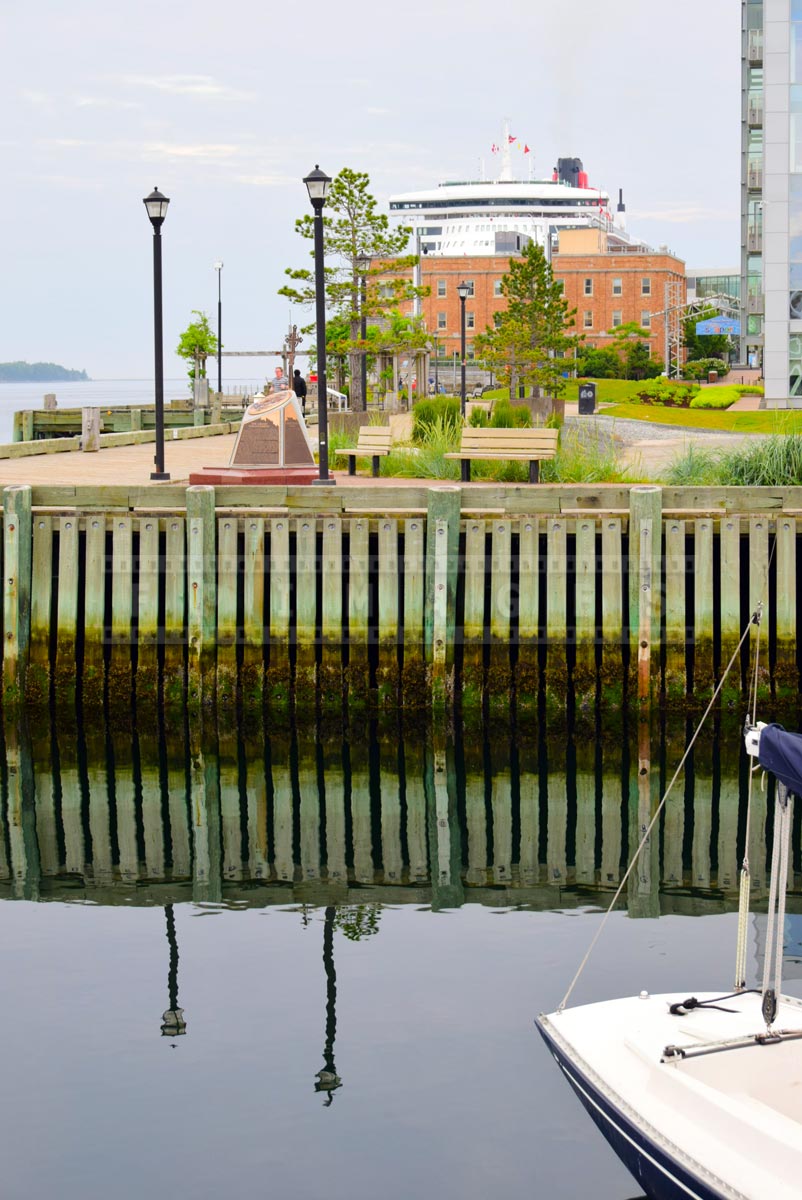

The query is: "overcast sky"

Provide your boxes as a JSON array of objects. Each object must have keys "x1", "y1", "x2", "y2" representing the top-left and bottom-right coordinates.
[{"x1": 2, "y1": 0, "x2": 738, "y2": 379}]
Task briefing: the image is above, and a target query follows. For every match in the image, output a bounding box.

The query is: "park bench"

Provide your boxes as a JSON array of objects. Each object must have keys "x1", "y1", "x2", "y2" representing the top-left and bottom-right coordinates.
[
  {"x1": 334, "y1": 426, "x2": 393, "y2": 477},
  {"x1": 445, "y1": 426, "x2": 559, "y2": 483}
]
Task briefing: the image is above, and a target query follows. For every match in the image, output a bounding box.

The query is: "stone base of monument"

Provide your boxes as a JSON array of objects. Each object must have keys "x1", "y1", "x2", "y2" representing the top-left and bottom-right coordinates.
[
  {"x1": 188, "y1": 465, "x2": 318, "y2": 486},
  {"x1": 191, "y1": 388, "x2": 320, "y2": 487}
]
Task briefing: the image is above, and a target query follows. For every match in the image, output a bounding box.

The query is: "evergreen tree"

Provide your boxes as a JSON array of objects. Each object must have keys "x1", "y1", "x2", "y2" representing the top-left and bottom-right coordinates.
[
  {"x1": 279, "y1": 168, "x2": 426, "y2": 411},
  {"x1": 475, "y1": 243, "x2": 579, "y2": 416}
]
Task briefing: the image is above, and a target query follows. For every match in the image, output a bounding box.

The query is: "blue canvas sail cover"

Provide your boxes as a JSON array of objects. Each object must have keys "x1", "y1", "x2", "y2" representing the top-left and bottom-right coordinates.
[{"x1": 758, "y1": 724, "x2": 802, "y2": 796}]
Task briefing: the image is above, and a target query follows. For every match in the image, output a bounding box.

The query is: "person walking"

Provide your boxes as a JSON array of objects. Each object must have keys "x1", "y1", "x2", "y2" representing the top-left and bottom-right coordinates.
[{"x1": 293, "y1": 368, "x2": 308, "y2": 415}]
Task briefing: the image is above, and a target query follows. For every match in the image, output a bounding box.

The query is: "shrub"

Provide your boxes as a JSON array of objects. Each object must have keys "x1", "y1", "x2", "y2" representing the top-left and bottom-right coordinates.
[
  {"x1": 732, "y1": 383, "x2": 764, "y2": 396},
  {"x1": 490, "y1": 401, "x2": 533, "y2": 428},
  {"x1": 689, "y1": 386, "x2": 738, "y2": 411},
  {"x1": 681, "y1": 358, "x2": 730, "y2": 381},
  {"x1": 632, "y1": 379, "x2": 699, "y2": 407},
  {"x1": 411, "y1": 396, "x2": 461, "y2": 443}
]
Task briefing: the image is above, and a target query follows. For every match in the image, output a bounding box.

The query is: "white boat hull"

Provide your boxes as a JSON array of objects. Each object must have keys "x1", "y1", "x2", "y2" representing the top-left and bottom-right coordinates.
[{"x1": 537, "y1": 991, "x2": 802, "y2": 1200}]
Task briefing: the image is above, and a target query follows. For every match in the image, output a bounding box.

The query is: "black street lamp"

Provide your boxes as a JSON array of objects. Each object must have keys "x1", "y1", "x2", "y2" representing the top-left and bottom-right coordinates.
[
  {"x1": 457, "y1": 281, "x2": 470, "y2": 421},
  {"x1": 304, "y1": 165, "x2": 334, "y2": 485},
  {"x1": 160, "y1": 904, "x2": 187, "y2": 1042},
  {"x1": 143, "y1": 187, "x2": 170, "y2": 481},
  {"x1": 433, "y1": 335, "x2": 440, "y2": 395},
  {"x1": 214, "y1": 261, "x2": 223, "y2": 398},
  {"x1": 314, "y1": 906, "x2": 342, "y2": 1104},
  {"x1": 355, "y1": 254, "x2": 371, "y2": 410}
]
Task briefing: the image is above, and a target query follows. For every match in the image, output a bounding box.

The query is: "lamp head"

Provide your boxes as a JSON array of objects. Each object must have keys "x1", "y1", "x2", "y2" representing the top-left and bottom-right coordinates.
[
  {"x1": 355, "y1": 254, "x2": 372, "y2": 274},
  {"x1": 456, "y1": 281, "x2": 470, "y2": 301},
  {"x1": 143, "y1": 187, "x2": 170, "y2": 228},
  {"x1": 214, "y1": 261, "x2": 223, "y2": 271},
  {"x1": 304, "y1": 164, "x2": 332, "y2": 207}
]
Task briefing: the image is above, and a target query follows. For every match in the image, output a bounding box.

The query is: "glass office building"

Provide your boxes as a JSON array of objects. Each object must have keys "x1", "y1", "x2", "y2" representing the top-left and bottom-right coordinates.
[{"x1": 743, "y1": 0, "x2": 802, "y2": 402}]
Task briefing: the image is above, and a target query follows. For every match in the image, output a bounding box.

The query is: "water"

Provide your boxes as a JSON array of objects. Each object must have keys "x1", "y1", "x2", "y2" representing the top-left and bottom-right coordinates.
[
  {"x1": 0, "y1": 717, "x2": 796, "y2": 1200},
  {"x1": 0, "y1": 378, "x2": 265, "y2": 444}
]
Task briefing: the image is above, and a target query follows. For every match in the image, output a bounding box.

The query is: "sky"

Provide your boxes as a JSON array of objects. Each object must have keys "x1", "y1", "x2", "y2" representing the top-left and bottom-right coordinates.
[{"x1": 1, "y1": 0, "x2": 739, "y2": 380}]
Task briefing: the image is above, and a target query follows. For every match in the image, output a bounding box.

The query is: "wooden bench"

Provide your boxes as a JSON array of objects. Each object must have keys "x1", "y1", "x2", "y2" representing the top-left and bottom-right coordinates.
[
  {"x1": 333, "y1": 426, "x2": 393, "y2": 477},
  {"x1": 445, "y1": 426, "x2": 559, "y2": 483}
]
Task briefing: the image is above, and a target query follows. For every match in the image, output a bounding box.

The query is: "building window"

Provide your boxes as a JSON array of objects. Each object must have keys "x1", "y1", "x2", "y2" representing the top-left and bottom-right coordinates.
[
  {"x1": 493, "y1": 280, "x2": 503, "y2": 297},
  {"x1": 379, "y1": 284, "x2": 394, "y2": 300},
  {"x1": 437, "y1": 279, "x2": 446, "y2": 297},
  {"x1": 583, "y1": 311, "x2": 593, "y2": 329},
  {"x1": 466, "y1": 312, "x2": 475, "y2": 330},
  {"x1": 641, "y1": 310, "x2": 651, "y2": 329},
  {"x1": 642, "y1": 277, "x2": 651, "y2": 296},
  {"x1": 584, "y1": 278, "x2": 593, "y2": 296},
  {"x1": 612, "y1": 278, "x2": 623, "y2": 296},
  {"x1": 437, "y1": 312, "x2": 447, "y2": 330},
  {"x1": 466, "y1": 345, "x2": 476, "y2": 361},
  {"x1": 462, "y1": 280, "x2": 475, "y2": 297},
  {"x1": 436, "y1": 342, "x2": 447, "y2": 358},
  {"x1": 612, "y1": 310, "x2": 623, "y2": 327}
]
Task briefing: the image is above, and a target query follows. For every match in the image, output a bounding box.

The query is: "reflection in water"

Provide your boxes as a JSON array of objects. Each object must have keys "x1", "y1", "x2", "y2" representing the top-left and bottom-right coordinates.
[
  {"x1": 0, "y1": 716, "x2": 796, "y2": 914},
  {"x1": 315, "y1": 906, "x2": 341, "y2": 1104},
  {"x1": 160, "y1": 904, "x2": 186, "y2": 1041}
]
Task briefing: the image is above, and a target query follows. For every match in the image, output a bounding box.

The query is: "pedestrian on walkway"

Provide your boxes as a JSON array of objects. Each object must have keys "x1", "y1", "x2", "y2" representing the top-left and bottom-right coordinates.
[{"x1": 293, "y1": 368, "x2": 308, "y2": 414}]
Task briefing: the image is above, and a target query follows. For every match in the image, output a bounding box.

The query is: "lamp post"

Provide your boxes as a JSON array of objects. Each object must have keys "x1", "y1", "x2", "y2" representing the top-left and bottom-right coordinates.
[
  {"x1": 143, "y1": 187, "x2": 170, "y2": 480},
  {"x1": 214, "y1": 261, "x2": 223, "y2": 398},
  {"x1": 457, "y1": 281, "x2": 470, "y2": 419},
  {"x1": 160, "y1": 904, "x2": 186, "y2": 1041},
  {"x1": 355, "y1": 254, "x2": 371, "y2": 410},
  {"x1": 304, "y1": 165, "x2": 334, "y2": 485}
]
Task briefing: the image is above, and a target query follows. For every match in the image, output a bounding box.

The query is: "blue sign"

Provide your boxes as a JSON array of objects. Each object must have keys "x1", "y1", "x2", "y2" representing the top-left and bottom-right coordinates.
[{"x1": 695, "y1": 316, "x2": 740, "y2": 336}]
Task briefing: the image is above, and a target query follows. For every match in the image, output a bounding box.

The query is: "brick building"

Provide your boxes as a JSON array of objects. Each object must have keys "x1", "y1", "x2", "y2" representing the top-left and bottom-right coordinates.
[{"x1": 394, "y1": 228, "x2": 686, "y2": 370}]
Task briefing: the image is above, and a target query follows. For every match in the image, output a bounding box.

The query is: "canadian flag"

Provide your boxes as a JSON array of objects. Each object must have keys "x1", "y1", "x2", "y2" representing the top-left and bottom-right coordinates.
[
  {"x1": 508, "y1": 134, "x2": 516, "y2": 144},
  {"x1": 523, "y1": 144, "x2": 530, "y2": 154}
]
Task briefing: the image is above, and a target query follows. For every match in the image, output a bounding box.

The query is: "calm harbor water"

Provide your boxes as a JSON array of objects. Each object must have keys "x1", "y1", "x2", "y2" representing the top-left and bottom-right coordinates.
[
  {"x1": 0, "y1": 378, "x2": 264, "y2": 443},
  {"x1": 1, "y1": 716, "x2": 799, "y2": 1200}
]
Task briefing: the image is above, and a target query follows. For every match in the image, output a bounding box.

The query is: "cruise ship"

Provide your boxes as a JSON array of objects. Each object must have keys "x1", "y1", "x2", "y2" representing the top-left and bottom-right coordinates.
[{"x1": 389, "y1": 141, "x2": 633, "y2": 257}]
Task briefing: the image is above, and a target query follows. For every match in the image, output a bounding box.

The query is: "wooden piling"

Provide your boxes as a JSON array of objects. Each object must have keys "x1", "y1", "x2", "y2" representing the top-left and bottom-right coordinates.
[
  {"x1": 600, "y1": 518, "x2": 624, "y2": 713},
  {"x1": 425, "y1": 487, "x2": 460, "y2": 711},
  {"x1": 108, "y1": 515, "x2": 133, "y2": 719},
  {"x1": 2, "y1": 486, "x2": 31, "y2": 709},
  {"x1": 461, "y1": 519, "x2": 486, "y2": 716},
  {"x1": 573, "y1": 517, "x2": 597, "y2": 717},
  {"x1": 320, "y1": 517, "x2": 344, "y2": 714},
  {"x1": 719, "y1": 516, "x2": 742, "y2": 712},
  {"x1": 267, "y1": 517, "x2": 291, "y2": 713},
  {"x1": 163, "y1": 517, "x2": 186, "y2": 709},
  {"x1": 294, "y1": 517, "x2": 317, "y2": 710},
  {"x1": 629, "y1": 486, "x2": 662, "y2": 711},
  {"x1": 136, "y1": 517, "x2": 160, "y2": 713},
  {"x1": 775, "y1": 516, "x2": 798, "y2": 707},
  {"x1": 376, "y1": 518, "x2": 400, "y2": 708},
  {"x1": 748, "y1": 516, "x2": 771, "y2": 706},
  {"x1": 663, "y1": 519, "x2": 687, "y2": 708},
  {"x1": 488, "y1": 520, "x2": 512, "y2": 721},
  {"x1": 346, "y1": 517, "x2": 369, "y2": 711},
  {"x1": 216, "y1": 516, "x2": 239, "y2": 712},
  {"x1": 28, "y1": 514, "x2": 53, "y2": 709},
  {"x1": 692, "y1": 518, "x2": 715, "y2": 706},
  {"x1": 83, "y1": 515, "x2": 107, "y2": 713},
  {"x1": 55, "y1": 514, "x2": 79, "y2": 711},
  {"x1": 241, "y1": 517, "x2": 265, "y2": 716},
  {"x1": 544, "y1": 517, "x2": 568, "y2": 720},
  {"x1": 186, "y1": 486, "x2": 216, "y2": 709},
  {"x1": 401, "y1": 517, "x2": 425, "y2": 709},
  {"x1": 515, "y1": 517, "x2": 539, "y2": 721}
]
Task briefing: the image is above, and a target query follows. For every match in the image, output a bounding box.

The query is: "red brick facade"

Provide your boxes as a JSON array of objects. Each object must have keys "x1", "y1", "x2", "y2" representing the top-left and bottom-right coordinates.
[{"x1": 392, "y1": 237, "x2": 686, "y2": 367}]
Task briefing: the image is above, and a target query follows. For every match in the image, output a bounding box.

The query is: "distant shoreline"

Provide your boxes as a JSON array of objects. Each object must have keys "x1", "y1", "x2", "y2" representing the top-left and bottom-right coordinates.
[{"x1": 0, "y1": 362, "x2": 90, "y2": 383}]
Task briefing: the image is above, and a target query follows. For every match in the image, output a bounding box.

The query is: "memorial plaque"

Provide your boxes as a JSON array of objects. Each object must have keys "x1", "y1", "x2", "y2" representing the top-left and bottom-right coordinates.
[{"x1": 229, "y1": 389, "x2": 315, "y2": 467}]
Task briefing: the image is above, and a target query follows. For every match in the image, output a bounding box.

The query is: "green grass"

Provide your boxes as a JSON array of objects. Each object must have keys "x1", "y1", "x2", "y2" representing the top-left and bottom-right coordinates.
[
  {"x1": 665, "y1": 433, "x2": 802, "y2": 486},
  {"x1": 602, "y1": 403, "x2": 802, "y2": 434}
]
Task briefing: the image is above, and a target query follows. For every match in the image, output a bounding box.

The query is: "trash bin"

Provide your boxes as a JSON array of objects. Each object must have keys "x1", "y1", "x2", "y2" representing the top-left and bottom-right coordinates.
[
  {"x1": 578, "y1": 382, "x2": 596, "y2": 415},
  {"x1": 708, "y1": 371, "x2": 718, "y2": 384}
]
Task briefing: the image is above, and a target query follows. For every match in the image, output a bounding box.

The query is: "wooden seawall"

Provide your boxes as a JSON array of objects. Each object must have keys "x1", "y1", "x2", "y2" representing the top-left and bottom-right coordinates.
[{"x1": 0, "y1": 481, "x2": 800, "y2": 716}]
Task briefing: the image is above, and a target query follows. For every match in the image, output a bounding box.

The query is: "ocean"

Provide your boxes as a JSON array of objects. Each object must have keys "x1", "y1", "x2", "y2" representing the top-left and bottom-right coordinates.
[{"x1": 0, "y1": 377, "x2": 266, "y2": 444}]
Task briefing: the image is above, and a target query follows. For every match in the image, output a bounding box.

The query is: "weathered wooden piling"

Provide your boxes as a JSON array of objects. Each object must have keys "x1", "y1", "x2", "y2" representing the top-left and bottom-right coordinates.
[
  {"x1": 461, "y1": 518, "x2": 485, "y2": 715},
  {"x1": 2, "y1": 486, "x2": 30, "y2": 709},
  {"x1": 775, "y1": 515, "x2": 798, "y2": 706},
  {"x1": 600, "y1": 517, "x2": 624, "y2": 712},
  {"x1": 544, "y1": 516, "x2": 568, "y2": 720},
  {"x1": 692, "y1": 518, "x2": 715, "y2": 706},
  {"x1": 294, "y1": 517, "x2": 317, "y2": 709},
  {"x1": 241, "y1": 517, "x2": 265, "y2": 716},
  {"x1": 488, "y1": 520, "x2": 512, "y2": 721},
  {"x1": 574, "y1": 517, "x2": 597, "y2": 715},
  {"x1": 346, "y1": 516, "x2": 370, "y2": 711},
  {"x1": 628, "y1": 486, "x2": 662, "y2": 711},
  {"x1": 320, "y1": 516, "x2": 344, "y2": 714},
  {"x1": 376, "y1": 518, "x2": 400, "y2": 709},
  {"x1": 719, "y1": 516, "x2": 742, "y2": 713},
  {"x1": 55, "y1": 514, "x2": 79, "y2": 711},
  {"x1": 186, "y1": 486, "x2": 216, "y2": 709},
  {"x1": 664, "y1": 518, "x2": 686, "y2": 708},
  {"x1": 401, "y1": 517, "x2": 425, "y2": 708},
  {"x1": 216, "y1": 516, "x2": 239, "y2": 712},
  {"x1": 163, "y1": 516, "x2": 186, "y2": 709},
  {"x1": 267, "y1": 517, "x2": 291, "y2": 713},
  {"x1": 515, "y1": 517, "x2": 539, "y2": 722},
  {"x1": 28, "y1": 513, "x2": 52, "y2": 709},
  {"x1": 425, "y1": 487, "x2": 460, "y2": 713}
]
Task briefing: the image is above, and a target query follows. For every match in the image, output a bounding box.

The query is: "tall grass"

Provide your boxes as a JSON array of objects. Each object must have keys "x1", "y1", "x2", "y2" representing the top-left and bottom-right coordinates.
[
  {"x1": 663, "y1": 444, "x2": 722, "y2": 486},
  {"x1": 381, "y1": 415, "x2": 460, "y2": 480},
  {"x1": 665, "y1": 433, "x2": 802, "y2": 486},
  {"x1": 540, "y1": 430, "x2": 641, "y2": 484}
]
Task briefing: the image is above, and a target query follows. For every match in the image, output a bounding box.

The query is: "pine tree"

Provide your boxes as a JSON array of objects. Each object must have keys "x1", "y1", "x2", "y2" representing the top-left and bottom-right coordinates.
[
  {"x1": 475, "y1": 243, "x2": 579, "y2": 416},
  {"x1": 279, "y1": 168, "x2": 426, "y2": 411}
]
